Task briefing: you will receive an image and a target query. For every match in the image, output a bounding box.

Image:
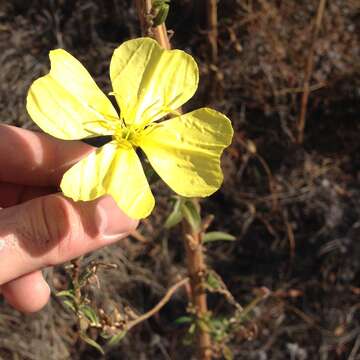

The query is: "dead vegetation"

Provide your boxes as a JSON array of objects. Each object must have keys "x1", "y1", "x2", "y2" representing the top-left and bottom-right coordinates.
[{"x1": 0, "y1": 0, "x2": 360, "y2": 359}]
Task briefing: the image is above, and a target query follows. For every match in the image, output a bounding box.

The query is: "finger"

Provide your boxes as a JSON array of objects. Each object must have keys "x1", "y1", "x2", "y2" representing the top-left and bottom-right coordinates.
[
  {"x1": 0, "y1": 194, "x2": 138, "y2": 285},
  {"x1": 0, "y1": 124, "x2": 93, "y2": 186},
  {"x1": 0, "y1": 182, "x2": 55, "y2": 208},
  {"x1": 1, "y1": 271, "x2": 50, "y2": 313}
]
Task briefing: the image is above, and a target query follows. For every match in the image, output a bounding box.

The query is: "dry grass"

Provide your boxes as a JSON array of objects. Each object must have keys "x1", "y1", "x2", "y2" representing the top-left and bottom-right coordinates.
[{"x1": 0, "y1": 0, "x2": 360, "y2": 359}]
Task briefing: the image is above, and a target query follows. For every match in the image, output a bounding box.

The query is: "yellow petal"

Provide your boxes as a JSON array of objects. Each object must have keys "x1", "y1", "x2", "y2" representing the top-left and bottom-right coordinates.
[
  {"x1": 139, "y1": 108, "x2": 233, "y2": 197},
  {"x1": 27, "y1": 49, "x2": 119, "y2": 140},
  {"x1": 61, "y1": 142, "x2": 155, "y2": 219},
  {"x1": 110, "y1": 37, "x2": 198, "y2": 126}
]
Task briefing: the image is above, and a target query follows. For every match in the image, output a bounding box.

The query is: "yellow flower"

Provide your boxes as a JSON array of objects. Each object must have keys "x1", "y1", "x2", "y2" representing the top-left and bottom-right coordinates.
[{"x1": 26, "y1": 37, "x2": 233, "y2": 219}]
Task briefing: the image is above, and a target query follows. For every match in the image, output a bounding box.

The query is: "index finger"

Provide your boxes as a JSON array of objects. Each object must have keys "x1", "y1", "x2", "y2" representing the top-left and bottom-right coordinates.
[{"x1": 0, "y1": 124, "x2": 93, "y2": 186}]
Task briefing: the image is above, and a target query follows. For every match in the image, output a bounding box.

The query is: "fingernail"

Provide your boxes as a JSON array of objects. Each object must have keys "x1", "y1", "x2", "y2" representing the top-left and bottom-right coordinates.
[{"x1": 96, "y1": 196, "x2": 138, "y2": 239}]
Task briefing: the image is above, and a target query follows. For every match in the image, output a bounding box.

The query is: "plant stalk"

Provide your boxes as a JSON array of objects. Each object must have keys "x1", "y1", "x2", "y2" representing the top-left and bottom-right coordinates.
[
  {"x1": 183, "y1": 221, "x2": 212, "y2": 360},
  {"x1": 206, "y1": 0, "x2": 218, "y2": 63},
  {"x1": 134, "y1": 0, "x2": 171, "y2": 49},
  {"x1": 134, "y1": 1, "x2": 212, "y2": 357},
  {"x1": 205, "y1": 0, "x2": 219, "y2": 103}
]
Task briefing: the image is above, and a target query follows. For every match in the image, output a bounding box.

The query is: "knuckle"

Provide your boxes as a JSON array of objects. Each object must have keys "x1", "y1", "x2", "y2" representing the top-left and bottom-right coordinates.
[
  {"x1": 25, "y1": 195, "x2": 82, "y2": 264},
  {"x1": 50, "y1": 199, "x2": 83, "y2": 265}
]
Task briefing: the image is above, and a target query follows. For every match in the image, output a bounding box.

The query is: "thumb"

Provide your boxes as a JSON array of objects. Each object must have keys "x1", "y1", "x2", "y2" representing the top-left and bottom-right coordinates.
[{"x1": 0, "y1": 194, "x2": 138, "y2": 285}]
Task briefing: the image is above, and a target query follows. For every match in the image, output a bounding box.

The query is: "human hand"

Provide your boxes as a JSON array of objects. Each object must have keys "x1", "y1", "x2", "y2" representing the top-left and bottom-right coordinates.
[{"x1": 0, "y1": 124, "x2": 138, "y2": 313}]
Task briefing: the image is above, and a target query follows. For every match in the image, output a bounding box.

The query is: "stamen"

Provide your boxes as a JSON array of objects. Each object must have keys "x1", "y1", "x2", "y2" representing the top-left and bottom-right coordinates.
[
  {"x1": 83, "y1": 119, "x2": 113, "y2": 129},
  {"x1": 161, "y1": 107, "x2": 182, "y2": 117},
  {"x1": 87, "y1": 104, "x2": 120, "y2": 123}
]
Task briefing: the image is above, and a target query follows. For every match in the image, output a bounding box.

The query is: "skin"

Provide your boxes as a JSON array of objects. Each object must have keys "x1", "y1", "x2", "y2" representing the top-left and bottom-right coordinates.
[{"x1": 0, "y1": 124, "x2": 138, "y2": 313}]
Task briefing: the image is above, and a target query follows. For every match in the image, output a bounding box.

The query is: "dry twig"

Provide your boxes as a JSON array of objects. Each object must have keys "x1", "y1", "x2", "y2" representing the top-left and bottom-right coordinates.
[
  {"x1": 126, "y1": 277, "x2": 189, "y2": 331},
  {"x1": 206, "y1": 0, "x2": 218, "y2": 63},
  {"x1": 297, "y1": 0, "x2": 327, "y2": 144},
  {"x1": 205, "y1": 0, "x2": 219, "y2": 102}
]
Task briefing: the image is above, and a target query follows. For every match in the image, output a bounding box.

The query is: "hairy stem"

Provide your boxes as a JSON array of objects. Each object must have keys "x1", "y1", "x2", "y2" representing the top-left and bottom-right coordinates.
[
  {"x1": 134, "y1": 2, "x2": 212, "y2": 357},
  {"x1": 183, "y1": 221, "x2": 212, "y2": 360}
]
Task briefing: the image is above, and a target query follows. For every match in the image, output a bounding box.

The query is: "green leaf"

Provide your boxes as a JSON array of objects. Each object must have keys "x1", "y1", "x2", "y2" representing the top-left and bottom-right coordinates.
[
  {"x1": 80, "y1": 333, "x2": 104, "y2": 355},
  {"x1": 152, "y1": 1, "x2": 170, "y2": 26},
  {"x1": 174, "y1": 316, "x2": 193, "y2": 325},
  {"x1": 208, "y1": 317, "x2": 230, "y2": 342},
  {"x1": 56, "y1": 290, "x2": 76, "y2": 300},
  {"x1": 164, "y1": 198, "x2": 183, "y2": 229},
  {"x1": 206, "y1": 273, "x2": 221, "y2": 290},
  {"x1": 153, "y1": 4, "x2": 170, "y2": 26},
  {"x1": 203, "y1": 231, "x2": 236, "y2": 243},
  {"x1": 80, "y1": 305, "x2": 100, "y2": 326},
  {"x1": 188, "y1": 323, "x2": 196, "y2": 335},
  {"x1": 107, "y1": 331, "x2": 127, "y2": 347},
  {"x1": 63, "y1": 300, "x2": 76, "y2": 312},
  {"x1": 181, "y1": 200, "x2": 201, "y2": 232},
  {"x1": 79, "y1": 268, "x2": 94, "y2": 287}
]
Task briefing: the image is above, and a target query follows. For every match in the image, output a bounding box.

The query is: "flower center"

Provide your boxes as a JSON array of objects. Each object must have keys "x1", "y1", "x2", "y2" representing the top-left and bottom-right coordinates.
[
  {"x1": 112, "y1": 124, "x2": 135, "y2": 148},
  {"x1": 87, "y1": 111, "x2": 155, "y2": 149}
]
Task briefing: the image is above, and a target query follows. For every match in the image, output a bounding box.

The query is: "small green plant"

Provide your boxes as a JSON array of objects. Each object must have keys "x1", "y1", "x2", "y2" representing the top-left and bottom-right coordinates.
[
  {"x1": 27, "y1": 1, "x2": 261, "y2": 358},
  {"x1": 152, "y1": 0, "x2": 171, "y2": 26}
]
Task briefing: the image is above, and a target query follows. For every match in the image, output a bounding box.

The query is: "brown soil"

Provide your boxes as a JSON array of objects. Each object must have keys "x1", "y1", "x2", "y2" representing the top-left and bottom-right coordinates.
[{"x1": 0, "y1": 1, "x2": 359, "y2": 359}]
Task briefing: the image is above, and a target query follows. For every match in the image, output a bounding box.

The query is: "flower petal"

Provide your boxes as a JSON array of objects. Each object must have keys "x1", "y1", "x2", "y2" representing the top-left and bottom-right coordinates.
[
  {"x1": 110, "y1": 37, "x2": 198, "y2": 126},
  {"x1": 61, "y1": 142, "x2": 155, "y2": 219},
  {"x1": 140, "y1": 108, "x2": 233, "y2": 197},
  {"x1": 27, "y1": 49, "x2": 119, "y2": 140}
]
